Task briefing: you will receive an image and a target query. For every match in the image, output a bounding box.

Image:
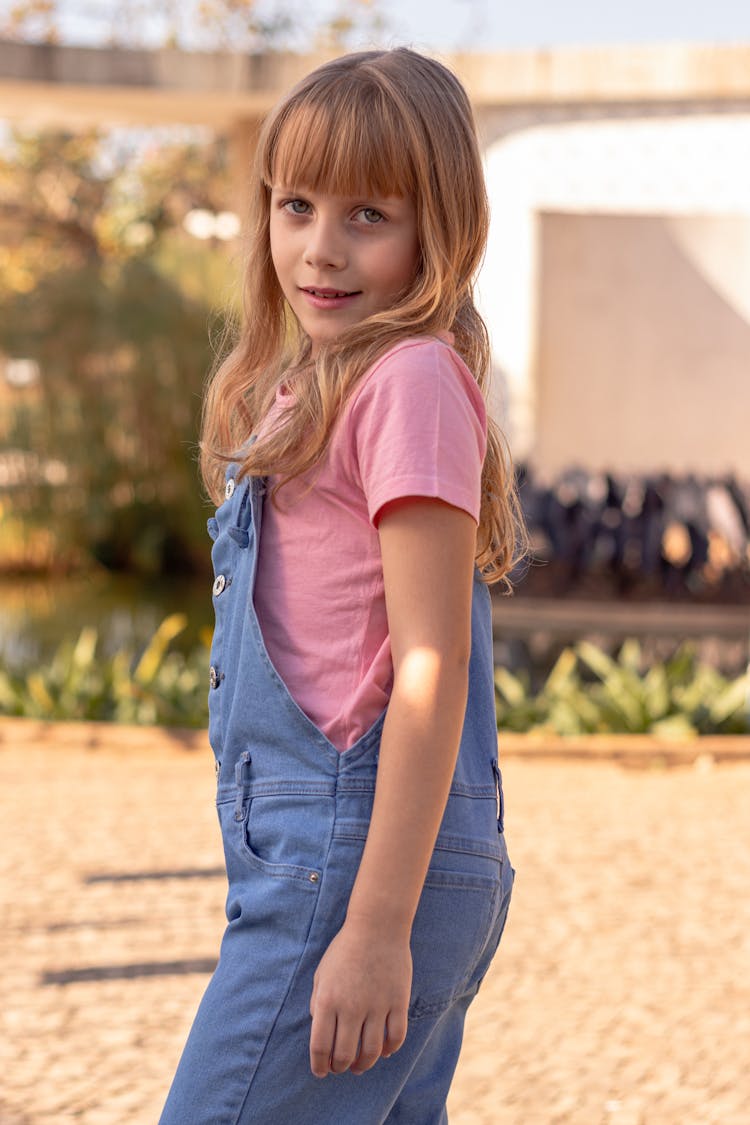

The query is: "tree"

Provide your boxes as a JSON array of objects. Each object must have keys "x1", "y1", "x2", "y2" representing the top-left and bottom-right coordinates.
[
  {"x1": 0, "y1": 126, "x2": 236, "y2": 573},
  {"x1": 0, "y1": 0, "x2": 388, "y2": 571},
  {"x1": 0, "y1": 0, "x2": 385, "y2": 51}
]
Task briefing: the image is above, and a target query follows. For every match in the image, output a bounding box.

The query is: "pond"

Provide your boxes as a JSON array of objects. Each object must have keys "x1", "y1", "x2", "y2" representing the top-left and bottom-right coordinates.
[
  {"x1": 2, "y1": 575, "x2": 748, "y2": 689},
  {"x1": 0, "y1": 573, "x2": 214, "y2": 673}
]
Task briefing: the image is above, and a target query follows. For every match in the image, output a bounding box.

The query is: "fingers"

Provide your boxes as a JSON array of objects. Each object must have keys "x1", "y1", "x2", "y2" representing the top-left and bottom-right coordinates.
[
  {"x1": 328, "y1": 1010, "x2": 362, "y2": 1075},
  {"x1": 310, "y1": 1007, "x2": 407, "y2": 1077},
  {"x1": 350, "y1": 1015, "x2": 387, "y2": 1075},
  {"x1": 382, "y1": 1009, "x2": 408, "y2": 1059},
  {"x1": 309, "y1": 1004, "x2": 336, "y2": 1078},
  {"x1": 310, "y1": 1005, "x2": 360, "y2": 1077}
]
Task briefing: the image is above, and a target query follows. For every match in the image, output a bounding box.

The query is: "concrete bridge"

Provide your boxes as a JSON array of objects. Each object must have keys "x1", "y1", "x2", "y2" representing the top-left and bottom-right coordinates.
[{"x1": 2, "y1": 40, "x2": 749, "y2": 476}]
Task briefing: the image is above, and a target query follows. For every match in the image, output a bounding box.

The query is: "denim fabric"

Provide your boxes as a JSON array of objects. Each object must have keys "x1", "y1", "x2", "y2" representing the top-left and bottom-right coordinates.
[{"x1": 159, "y1": 466, "x2": 515, "y2": 1125}]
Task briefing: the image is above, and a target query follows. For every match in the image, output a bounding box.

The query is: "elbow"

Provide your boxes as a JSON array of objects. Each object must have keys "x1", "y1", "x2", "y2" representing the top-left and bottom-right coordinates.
[
  {"x1": 394, "y1": 643, "x2": 470, "y2": 699},
  {"x1": 442, "y1": 640, "x2": 471, "y2": 683}
]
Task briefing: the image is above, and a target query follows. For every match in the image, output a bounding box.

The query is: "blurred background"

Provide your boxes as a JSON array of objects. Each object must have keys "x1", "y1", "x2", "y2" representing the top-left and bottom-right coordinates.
[{"x1": 1, "y1": 0, "x2": 749, "y2": 734}]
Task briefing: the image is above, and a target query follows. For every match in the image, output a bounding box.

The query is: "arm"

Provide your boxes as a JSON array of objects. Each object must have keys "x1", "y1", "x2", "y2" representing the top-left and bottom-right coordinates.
[{"x1": 309, "y1": 496, "x2": 477, "y2": 1077}]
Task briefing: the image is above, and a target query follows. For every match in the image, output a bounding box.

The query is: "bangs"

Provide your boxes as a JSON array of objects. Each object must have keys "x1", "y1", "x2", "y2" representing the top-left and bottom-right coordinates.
[{"x1": 262, "y1": 79, "x2": 417, "y2": 200}]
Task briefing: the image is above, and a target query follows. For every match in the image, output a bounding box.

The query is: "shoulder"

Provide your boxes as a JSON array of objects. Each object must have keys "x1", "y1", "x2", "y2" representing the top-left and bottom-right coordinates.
[
  {"x1": 350, "y1": 336, "x2": 486, "y2": 425},
  {"x1": 341, "y1": 336, "x2": 488, "y2": 524}
]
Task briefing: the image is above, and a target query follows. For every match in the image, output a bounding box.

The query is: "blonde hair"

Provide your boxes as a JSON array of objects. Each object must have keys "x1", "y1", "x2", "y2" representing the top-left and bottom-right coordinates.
[{"x1": 201, "y1": 47, "x2": 528, "y2": 588}]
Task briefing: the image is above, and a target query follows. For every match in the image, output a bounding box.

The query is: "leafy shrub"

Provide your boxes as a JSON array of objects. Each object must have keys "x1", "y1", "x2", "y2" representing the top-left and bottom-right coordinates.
[
  {"x1": 495, "y1": 639, "x2": 749, "y2": 736},
  {"x1": 1, "y1": 620, "x2": 747, "y2": 735},
  {"x1": 0, "y1": 613, "x2": 210, "y2": 727}
]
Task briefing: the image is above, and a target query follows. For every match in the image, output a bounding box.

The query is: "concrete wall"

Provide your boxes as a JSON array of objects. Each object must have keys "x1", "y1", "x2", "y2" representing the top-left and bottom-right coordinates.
[
  {"x1": 479, "y1": 112, "x2": 750, "y2": 478},
  {"x1": 533, "y1": 212, "x2": 750, "y2": 477}
]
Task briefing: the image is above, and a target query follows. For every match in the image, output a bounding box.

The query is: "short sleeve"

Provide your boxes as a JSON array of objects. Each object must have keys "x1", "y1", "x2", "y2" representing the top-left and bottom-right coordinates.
[{"x1": 347, "y1": 339, "x2": 487, "y2": 527}]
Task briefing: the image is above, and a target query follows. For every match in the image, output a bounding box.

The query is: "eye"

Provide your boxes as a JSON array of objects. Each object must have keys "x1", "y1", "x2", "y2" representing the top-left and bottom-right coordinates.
[
  {"x1": 282, "y1": 199, "x2": 310, "y2": 216},
  {"x1": 356, "y1": 207, "x2": 385, "y2": 225}
]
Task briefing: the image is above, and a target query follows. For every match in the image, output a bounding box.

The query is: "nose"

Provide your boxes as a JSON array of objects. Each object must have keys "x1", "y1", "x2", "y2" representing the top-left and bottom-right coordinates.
[{"x1": 304, "y1": 215, "x2": 346, "y2": 271}]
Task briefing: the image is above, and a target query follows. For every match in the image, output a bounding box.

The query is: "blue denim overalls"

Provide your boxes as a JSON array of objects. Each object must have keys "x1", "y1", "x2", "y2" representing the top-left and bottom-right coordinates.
[{"x1": 159, "y1": 462, "x2": 515, "y2": 1125}]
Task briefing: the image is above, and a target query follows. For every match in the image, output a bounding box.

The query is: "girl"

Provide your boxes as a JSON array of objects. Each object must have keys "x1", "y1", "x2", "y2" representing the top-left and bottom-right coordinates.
[{"x1": 160, "y1": 47, "x2": 526, "y2": 1125}]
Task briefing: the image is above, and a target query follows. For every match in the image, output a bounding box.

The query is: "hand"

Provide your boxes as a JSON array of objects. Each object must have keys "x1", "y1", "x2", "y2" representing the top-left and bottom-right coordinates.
[{"x1": 309, "y1": 919, "x2": 412, "y2": 1078}]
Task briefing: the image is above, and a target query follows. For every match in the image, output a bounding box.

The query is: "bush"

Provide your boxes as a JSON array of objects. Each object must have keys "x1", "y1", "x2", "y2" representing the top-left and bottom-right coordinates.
[
  {"x1": 0, "y1": 614, "x2": 210, "y2": 727},
  {"x1": 495, "y1": 638, "x2": 749, "y2": 736},
  {"x1": 1, "y1": 620, "x2": 747, "y2": 735}
]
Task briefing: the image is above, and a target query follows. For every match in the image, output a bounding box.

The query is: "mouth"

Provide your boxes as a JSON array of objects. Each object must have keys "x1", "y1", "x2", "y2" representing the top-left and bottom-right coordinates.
[{"x1": 301, "y1": 287, "x2": 361, "y2": 299}]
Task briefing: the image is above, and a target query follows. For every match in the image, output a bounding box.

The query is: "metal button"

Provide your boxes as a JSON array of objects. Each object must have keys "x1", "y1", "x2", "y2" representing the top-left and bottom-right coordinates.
[
  {"x1": 215, "y1": 759, "x2": 221, "y2": 779},
  {"x1": 212, "y1": 574, "x2": 226, "y2": 596},
  {"x1": 309, "y1": 872, "x2": 320, "y2": 884},
  {"x1": 225, "y1": 478, "x2": 235, "y2": 500},
  {"x1": 209, "y1": 665, "x2": 218, "y2": 689}
]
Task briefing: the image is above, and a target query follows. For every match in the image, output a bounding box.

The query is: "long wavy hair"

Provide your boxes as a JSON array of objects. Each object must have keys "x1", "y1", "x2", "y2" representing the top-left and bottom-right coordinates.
[{"x1": 200, "y1": 47, "x2": 527, "y2": 588}]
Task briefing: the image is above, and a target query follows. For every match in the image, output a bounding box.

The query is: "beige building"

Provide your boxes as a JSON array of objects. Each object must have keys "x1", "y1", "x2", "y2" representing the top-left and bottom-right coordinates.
[{"x1": 2, "y1": 40, "x2": 749, "y2": 479}]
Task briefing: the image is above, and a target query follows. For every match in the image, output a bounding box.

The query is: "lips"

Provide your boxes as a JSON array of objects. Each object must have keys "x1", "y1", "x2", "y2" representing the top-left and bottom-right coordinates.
[{"x1": 301, "y1": 287, "x2": 361, "y2": 298}]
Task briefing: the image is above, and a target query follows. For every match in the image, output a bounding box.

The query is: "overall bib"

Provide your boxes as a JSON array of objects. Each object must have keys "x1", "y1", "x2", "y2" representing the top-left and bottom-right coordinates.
[{"x1": 160, "y1": 463, "x2": 515, "y2": 1125}]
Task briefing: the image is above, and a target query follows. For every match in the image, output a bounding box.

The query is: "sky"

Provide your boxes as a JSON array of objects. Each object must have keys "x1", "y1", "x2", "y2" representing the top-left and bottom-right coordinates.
[
  {"x1": 375, "y1": 0, "x2": 750, "y2": 52},
  {"x1": 44, "y1": 0, "x2": 750, "y2": 53}
]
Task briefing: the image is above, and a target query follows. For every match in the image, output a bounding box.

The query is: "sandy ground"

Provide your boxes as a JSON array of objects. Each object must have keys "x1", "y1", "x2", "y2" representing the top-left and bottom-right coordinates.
[{"x1": 1, "y1": 732, "x2": 748, "y2": 1125}]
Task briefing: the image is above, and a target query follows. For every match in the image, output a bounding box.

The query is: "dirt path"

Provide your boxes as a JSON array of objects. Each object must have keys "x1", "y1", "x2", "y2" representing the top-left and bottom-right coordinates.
[{"x1": 1, "y1": 735, "x2": 747, "y2": 1124}]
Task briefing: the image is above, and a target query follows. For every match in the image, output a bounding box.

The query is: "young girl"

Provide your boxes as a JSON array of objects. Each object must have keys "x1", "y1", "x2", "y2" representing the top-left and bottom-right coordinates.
[{"x1": 160, "y1": 47, "x2": 525, "y2": 1125}]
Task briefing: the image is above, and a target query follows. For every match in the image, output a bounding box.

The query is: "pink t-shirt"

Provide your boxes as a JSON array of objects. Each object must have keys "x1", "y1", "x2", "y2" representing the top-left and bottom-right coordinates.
[{"x1": 253, "y1": 337, "x2": 487, "y2": 751}]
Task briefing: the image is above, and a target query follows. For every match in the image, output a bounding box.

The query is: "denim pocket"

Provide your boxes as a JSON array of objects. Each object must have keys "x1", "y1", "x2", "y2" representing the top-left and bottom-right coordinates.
[
  {"x1": 236, "y1": 794, "x2": 326, "y2": 887},
  {"x1": 408, "y1": 850, "x2": 503, "y2": 1019},
  {"x1": 331, "y1": 818, "x2": 503, "y2": 1020},
  {"x1": 470, "y1": 857, "x2": 515, "y2": 996}
]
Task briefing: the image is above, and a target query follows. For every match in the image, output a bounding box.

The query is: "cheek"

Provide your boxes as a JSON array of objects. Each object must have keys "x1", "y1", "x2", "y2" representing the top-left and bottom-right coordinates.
[
  {"x1": 379, "y1": 237, "x2": 420, "y2": 294},
  {"x1": 393, "y1": 240, "x2": 421, "y2": 291},
  {"x1": 270, "y1": 244, "x2": 296, "y2": 300},
  {"x1": 269, "y1": 218, "x2": 290, "y2": 276},
  {"x1": 269, "y1": 241, "x2": 282, "y2": 279}
]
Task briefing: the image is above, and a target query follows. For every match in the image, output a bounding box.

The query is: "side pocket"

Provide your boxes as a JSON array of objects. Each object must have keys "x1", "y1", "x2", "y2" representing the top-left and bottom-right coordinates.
[
  {"x1": 238, "y1": 797, "x2": 323, "y2": 885},
  {"x1": 332, "y1": 819, "x2": 505, "y2": 1020},
  {"x1": 408, "y1": 866, "x2": 501, "y2": 1020},
  {"x1": 230, "y1": 756, "x2": 328, "y2": 887},
  {"x1": 472, "y1": 859, "x2": 516, "y2": 994}
]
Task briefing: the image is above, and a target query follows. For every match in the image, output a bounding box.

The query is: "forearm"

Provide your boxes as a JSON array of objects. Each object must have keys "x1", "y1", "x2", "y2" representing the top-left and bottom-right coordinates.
[
  {"x1": 308, "y1": 500, "x2": 477, "y2": 1076},
  {"x1": 345, "y1": 647, "x2": 469, "y2": 937}
]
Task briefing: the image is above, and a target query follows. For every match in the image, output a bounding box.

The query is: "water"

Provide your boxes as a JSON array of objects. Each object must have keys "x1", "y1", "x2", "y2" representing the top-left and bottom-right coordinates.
[
  {"x1": 2, "y1": 575, "x2": 748, "y2": 685},
  {"x1": 0, "y1": 574, "x2": 214, "y2": 672}
]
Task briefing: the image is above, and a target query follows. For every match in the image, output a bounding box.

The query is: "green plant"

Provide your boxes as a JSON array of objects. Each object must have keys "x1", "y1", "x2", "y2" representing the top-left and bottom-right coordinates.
[
  {"x1": 0, "y1": 613, "x2": 210, "y2": 726},
  {"x1": 494, "y1": 640, "x2": 749, "y2": 736},
  {"x1": 1, "y1": 624, "x2": 747, "y2": 736}
]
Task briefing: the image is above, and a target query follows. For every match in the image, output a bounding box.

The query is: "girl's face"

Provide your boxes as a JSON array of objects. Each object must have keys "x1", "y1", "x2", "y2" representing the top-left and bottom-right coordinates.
[{"x1": 269, "y1": 185, "x2": 420, "y2": 356}]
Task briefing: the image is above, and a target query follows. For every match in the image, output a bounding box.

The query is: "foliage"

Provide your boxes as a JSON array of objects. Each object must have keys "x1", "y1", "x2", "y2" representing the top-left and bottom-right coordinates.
[
  {"x1": 0, "y1": 0, "x2": 389, "y2": 575},
  {"x1": 495, "y1": 638, "x2": 749, "y2": 736},
  {"x1": 0, "y1": 126, "x2": 236, "y2": 573},
  {"x1": 0, "y1": 622, "x2": 747, "y2": 735},
  {"x1": 0, "y1": 0, "x2": 385, "y2": 52},
  {"x1": 0, "y1": 613, "x2": 211, "y2": 726},
  {"x1": 1, "y1": 253, "x2": 219, "y2": 572}
]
